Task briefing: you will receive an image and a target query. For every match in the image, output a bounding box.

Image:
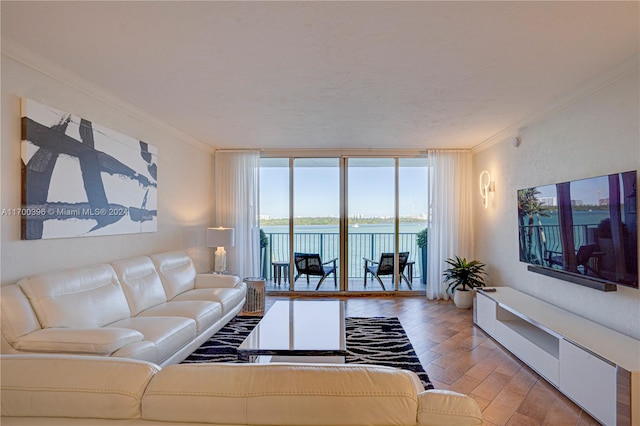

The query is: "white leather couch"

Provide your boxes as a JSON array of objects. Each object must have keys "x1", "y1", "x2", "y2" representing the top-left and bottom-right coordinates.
[
  {"x1": 0, "y1": 354, "x2": 483, "y2": 426},
  {"x1": 0, "y1": 251, "x2": 247, "y2": 366}
]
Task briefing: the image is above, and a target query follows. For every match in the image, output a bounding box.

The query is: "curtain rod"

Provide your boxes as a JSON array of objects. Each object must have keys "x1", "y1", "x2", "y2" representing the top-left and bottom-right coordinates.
[
  {"x1": 426, "y1": 149, "x2": 472, "y2": 153},
  {"x1": 214, "y1": 149, "x2": 260, "y2": 153},
  {"x1": 215, "y1": 148, "x2": 470, "y2": 156},
  {"x1": 260, "y1": 148, "x2": 428, "y2": 158}
]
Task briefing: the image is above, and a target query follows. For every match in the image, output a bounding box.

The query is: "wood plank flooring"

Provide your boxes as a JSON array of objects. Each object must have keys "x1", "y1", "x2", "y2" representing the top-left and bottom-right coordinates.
[
  {"x1": 265, "y1": 276, "x2": 421, "y2": 292},
  {"x1": 262, "y1": 295, "x2": 601, "y2": 426}
]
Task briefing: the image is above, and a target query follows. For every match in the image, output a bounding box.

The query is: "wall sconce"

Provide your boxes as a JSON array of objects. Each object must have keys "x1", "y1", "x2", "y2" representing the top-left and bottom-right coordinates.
[
  {"x1": 479, "y1": 171, "x2": 495, "y2": 209},
  {"x1": 207, "y1": 227, "x2": 235, "y2": 273}
]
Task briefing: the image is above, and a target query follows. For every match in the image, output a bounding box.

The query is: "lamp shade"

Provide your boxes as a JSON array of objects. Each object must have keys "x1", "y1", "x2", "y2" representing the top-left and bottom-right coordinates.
[{"x1": 207, "y1": 227, "x2": 235, "y2": 248}]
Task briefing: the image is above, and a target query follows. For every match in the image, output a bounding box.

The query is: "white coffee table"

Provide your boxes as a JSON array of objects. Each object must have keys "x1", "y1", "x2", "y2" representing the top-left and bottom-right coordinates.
[{"x1": 237, "y1": 300, "x2": 346, "y2": 363}]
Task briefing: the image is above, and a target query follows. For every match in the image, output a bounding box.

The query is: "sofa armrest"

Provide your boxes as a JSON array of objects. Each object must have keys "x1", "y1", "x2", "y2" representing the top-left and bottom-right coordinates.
[
  {"x1": 194, "y1": 273, "x2": 241, "y2": 289},
  {"x1": 1, "y1": 354, "x2": 159, "y2": 420},
  {"x1": 13, "y1": 327, "x2": 144, "y2": 355},
  {"x1": 417, "y1": 389, "x2": 483, "y2": 426}
]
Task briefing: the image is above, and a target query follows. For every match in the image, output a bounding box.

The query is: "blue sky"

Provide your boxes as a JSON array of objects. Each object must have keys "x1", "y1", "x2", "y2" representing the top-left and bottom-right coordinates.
[
  {"x1": 535, "y1": 175, "x2": 614, "y2": 205},
  {"x1": 260, "y1": 161, "x2": 428, "y2": 218}
]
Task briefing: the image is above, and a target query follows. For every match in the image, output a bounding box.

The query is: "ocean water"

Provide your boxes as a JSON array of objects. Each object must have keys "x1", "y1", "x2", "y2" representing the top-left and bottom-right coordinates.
[
  {"x1": 260, "y1": 223, "x2": 427, "y2": 278},
  {"x1": 535, "y1": 210, "x2": 611, "y2": 227}
]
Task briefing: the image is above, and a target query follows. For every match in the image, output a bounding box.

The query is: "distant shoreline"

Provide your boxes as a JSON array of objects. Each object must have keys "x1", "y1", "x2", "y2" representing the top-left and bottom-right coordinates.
[{"x1": 261, "y1": 217, "x2": 426, "y2": 226}]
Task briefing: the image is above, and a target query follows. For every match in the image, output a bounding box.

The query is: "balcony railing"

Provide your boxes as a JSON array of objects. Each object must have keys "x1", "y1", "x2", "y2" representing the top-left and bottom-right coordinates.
[
  {"x1": 262, "y1": 232, "x2": 424, "y2": 281},
  {"x1": 519, "y1": 223, "x2": 598, "y2": 265}
]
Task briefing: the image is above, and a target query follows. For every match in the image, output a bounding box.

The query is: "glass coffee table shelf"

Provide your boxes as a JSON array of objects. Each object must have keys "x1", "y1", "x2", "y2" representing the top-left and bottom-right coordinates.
[{"x1": 237, "y1": 300, "x2": 346, "y2": 363}]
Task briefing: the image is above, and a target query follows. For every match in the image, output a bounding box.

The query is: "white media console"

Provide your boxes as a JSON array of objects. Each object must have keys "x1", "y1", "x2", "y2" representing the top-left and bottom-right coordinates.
[{"x1": 474, "y1": 287, "x2": 640, "y2": 426}]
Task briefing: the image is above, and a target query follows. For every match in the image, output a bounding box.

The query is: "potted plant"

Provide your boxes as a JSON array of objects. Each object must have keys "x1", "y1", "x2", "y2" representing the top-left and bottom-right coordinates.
[
  {"x1": 416, "y1": 228, "x2": 427, "y2": 284},
  {"x1": 443, "y1": 256, "x2": 486, "y2": 309},
  {"x1": 259, "y1": 229, "x2": 269, "y2": 278}
]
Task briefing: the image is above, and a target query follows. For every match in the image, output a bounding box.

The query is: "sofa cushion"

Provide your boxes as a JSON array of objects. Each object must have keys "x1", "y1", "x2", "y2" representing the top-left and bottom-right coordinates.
[
  {"x1": 13, "y1": 327, "x2": 143, "y2": 355},
  {"x1": 17, "y1": 264, "x2": 130, "y2": 329},
  {"x1": 142, "y1": 363, "x2": 423, "y2": 425},
  {"x1": 110, "y1": 340, "x2": 159, "y2": 362},
  {"x1": 136, "y1": 301, "x2": 222, "y2": 333},
  {"x1": 1, "y1": 355, "x2": 159, "y2": 420},
  {"x1": 417, "y1": 389, "x2": 483, "y2": 426},
  {"x1": 172, "y1": 287, "x2": 245, "y2": 316},
  {"x1": 0, "y1": 285, "x2": 41, "y2": 344},
  {"x1": 107, "y1": 317, "x2": 196, "y2": 365},
  {"x1": 111, "y1": 256, "x2": 168, "y2": 316},
  {"x1": 150, "y1": 251, "x2": 197, "y2": 300}
]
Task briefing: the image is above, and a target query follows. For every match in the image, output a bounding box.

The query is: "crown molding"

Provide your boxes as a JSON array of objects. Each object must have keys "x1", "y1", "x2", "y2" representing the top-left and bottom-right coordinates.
[
  {"x1": 471, "y1": 54, "x2": 640, "y2": 154},
  {"x1": 1, "y1": 38, "x2": 214, "y2": 154}
]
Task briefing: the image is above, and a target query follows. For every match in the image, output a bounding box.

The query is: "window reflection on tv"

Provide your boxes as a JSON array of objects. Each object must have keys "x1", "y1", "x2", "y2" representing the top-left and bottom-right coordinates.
[{"x1": 518, "y1": 171, "x2": 638, "y2": 288}]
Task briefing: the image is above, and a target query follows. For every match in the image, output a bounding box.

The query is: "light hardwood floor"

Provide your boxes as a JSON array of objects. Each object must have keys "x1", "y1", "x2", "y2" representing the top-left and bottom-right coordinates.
[{"x1": 262, "y1": 295, "x2": 601, "y2": 426}]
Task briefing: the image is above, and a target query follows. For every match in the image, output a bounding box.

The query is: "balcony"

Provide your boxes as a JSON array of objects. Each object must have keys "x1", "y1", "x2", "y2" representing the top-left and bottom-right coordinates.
[
  {"x1": 520, "y1": 223, "x2": 596, "y2": 266},
  {"x1": 260, "y1": 231, "x2": 426, "y2": 292}
]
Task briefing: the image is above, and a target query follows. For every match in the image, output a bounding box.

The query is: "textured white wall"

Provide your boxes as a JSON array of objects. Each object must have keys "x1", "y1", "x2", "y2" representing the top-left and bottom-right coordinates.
[
  {"x1": 473, "y1": 70, "x2": 640, "y2": 339},
  {"x1": 1, "y1": 56, "x2": 214, "y2": 284}
]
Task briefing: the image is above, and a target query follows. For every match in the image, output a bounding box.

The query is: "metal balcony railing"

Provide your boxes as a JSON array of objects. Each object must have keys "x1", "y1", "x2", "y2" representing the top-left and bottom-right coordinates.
[
  {"x1": 261, "y1": 232, "x2": 424, "y2": 281},
  {"x1": 518, "y1": 223, "x2": 599, "y2": 265}
]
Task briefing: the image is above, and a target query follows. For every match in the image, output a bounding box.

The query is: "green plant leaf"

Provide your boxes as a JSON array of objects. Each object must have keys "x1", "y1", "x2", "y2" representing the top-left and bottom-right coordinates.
[{"x1": 442, "y1": 255, "x2": 486, "y2": 293}]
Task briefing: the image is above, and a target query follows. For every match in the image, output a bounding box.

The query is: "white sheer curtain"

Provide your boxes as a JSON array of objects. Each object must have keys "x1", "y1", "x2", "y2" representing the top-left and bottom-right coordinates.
[
  {"x1": 213, "y1": 150, "x2": 261, "y2": 279},
  {"x1": 425, "y1": 150, "x2": 474, "y2": 300}
]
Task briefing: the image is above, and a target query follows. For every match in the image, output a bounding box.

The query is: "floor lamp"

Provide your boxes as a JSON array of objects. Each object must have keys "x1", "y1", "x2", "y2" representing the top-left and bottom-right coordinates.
[{"x1": 207, "y1": 227, "x2": 235, "y2": 273}]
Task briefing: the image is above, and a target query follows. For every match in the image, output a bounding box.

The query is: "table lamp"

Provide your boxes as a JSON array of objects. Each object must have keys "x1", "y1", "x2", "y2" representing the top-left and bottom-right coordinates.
[{"x1": 207, "y1": 227, "x2": 235, "y2": 273}]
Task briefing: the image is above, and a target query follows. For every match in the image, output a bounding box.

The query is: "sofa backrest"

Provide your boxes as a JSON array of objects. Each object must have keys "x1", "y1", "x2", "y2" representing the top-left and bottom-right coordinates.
[
  {"x1": 112, "y1": 256, "x2": 168, "y2": 316},
  {"x1": 1, "y1": 355, "x2": 159, "y2": 420},
  {"x1": 417, "y1": 389, "x2": 483, "y2": 426},
  {"x1": 17, "y1": 264, "x2": 131, "y2": 328},
  {"x1": 149, "y1": 251, "x2": 197, "y2": 300},
  {"x1": 142, "y1": 363, "x2": 423, "y2": 425},
  {"x1": 1, "y1": 355, "x2": 483, "y2": 426}
]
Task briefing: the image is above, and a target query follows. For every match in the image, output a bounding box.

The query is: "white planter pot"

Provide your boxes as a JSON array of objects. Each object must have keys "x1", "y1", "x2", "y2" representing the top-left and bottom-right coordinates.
[{"x1": 453, "y1": 289, "x2": 474, "y2": 309}]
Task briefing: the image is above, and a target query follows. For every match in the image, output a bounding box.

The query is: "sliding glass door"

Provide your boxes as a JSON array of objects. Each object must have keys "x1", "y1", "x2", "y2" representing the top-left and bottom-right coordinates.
[
  {"x1": 293, "y1": 158, "x2": 340, "y2": 292},
  {"x1": 259, "y1": 158, "x2": 290, "y2": 289},
  {"x1": 260, "y1": 154, "x2": 427, "y2": 294},
  {"x1": 347, "y1": 158, "x2": 396, "y2": 292},
  {"x1": 398, "y1": 158, "x2": 428, "y2": 291}
]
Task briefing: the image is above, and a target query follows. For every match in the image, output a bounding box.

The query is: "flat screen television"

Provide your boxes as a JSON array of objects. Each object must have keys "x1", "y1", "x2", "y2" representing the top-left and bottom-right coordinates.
[{"x1": 517, "y1": 170, "x2": 638, "y2": 291}]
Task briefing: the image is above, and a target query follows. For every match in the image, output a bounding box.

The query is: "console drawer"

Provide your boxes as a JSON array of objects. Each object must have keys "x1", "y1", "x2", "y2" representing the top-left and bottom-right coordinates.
[
  {"x1": 494, "y1": 319, "x2": 559, "y2": 385},
  {"x1": 475, "y1": 292, "x2": 496, "y2": 335},
  {"x1": 559, "y1": 339, "x2": 616, "y2": 426}
]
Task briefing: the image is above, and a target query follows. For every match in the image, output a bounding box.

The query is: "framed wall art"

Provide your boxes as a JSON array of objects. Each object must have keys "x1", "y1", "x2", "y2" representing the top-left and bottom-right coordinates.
[{"x1": 21, "y1": 98, "x2": 158, "y2": 239}]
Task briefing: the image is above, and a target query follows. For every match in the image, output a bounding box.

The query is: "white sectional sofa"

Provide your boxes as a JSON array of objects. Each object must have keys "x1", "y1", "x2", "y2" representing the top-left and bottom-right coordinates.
[
  {"x1": 0, "y1": 354, "x2": 483, "y2": 426},
  {"x1": 0, "y1": 251, "x2": 246, "y2": 366}
]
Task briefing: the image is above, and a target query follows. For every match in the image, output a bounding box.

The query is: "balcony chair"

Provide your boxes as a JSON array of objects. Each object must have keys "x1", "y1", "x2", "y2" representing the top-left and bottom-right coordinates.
[
  {"x1": 546, "y1": 243, "x2": 599, "y2": 276},
  {"x1": 363, "y1": 252, "x2": 411, "y2": 290},
  {"x1": 293, "y1": 252, "x2": 338, "y2": 290}
]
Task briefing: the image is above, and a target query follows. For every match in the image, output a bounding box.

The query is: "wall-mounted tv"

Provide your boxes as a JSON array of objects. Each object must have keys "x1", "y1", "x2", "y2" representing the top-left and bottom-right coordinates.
[{"x1": 518, "y1": 170, "x2": 638, "y2": 291}]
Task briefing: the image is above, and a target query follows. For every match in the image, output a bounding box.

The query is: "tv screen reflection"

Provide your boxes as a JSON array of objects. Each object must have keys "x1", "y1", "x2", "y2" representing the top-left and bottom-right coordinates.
[{"x1": 517, "y1": 171, "x2": 638, "y2": 288}]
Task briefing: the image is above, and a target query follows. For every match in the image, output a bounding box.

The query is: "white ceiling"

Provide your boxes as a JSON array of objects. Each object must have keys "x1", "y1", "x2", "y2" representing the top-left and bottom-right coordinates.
[{"x1": 2, "y1": 1, "x2": 638, "y2": 151}]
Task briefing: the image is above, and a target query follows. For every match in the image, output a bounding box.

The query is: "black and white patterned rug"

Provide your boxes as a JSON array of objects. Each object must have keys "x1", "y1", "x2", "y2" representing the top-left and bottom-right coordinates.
[{"x1": 183, "y1": 316, "x2": 433, "y2": 390}]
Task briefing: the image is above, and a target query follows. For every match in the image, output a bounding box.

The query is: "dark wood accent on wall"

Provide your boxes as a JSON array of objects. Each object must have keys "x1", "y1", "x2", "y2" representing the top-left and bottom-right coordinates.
[{"x1": 617, "y1": 367, "x2": 631, "y2": 426}]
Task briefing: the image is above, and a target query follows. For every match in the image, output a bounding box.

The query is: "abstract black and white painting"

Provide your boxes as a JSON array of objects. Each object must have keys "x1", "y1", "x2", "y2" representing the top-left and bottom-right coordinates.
[{"x1": 21, "y1": 99, "x2": 158, "y2": 239}]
